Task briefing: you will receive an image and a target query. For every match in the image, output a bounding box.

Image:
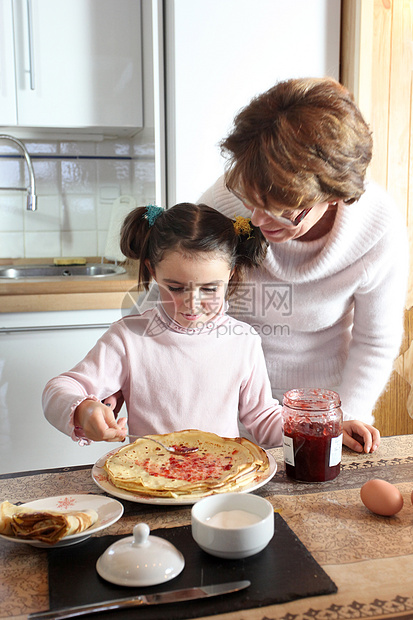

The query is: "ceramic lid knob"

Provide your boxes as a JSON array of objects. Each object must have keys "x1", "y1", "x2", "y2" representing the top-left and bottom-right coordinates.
[{"x1": 132, "y1": 522, "x2": 150, "y2": 546}]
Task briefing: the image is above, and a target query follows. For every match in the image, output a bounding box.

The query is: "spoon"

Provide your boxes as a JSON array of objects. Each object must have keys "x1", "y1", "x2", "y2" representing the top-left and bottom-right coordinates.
[
  {"x1": 101, "y1": 401, "x2": 198, "y2": 455},
  {"x1": 126, "y1": 435, "x2": 199, "y2": 456}
]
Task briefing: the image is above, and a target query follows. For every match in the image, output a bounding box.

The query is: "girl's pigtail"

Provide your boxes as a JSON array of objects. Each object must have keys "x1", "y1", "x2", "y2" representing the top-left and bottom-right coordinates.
[
  {"x1": 233, "y1": 216, "x2": 268, "y2": 268},
  {"x1": 120, "y1": 205, "x2": 164, "y2": 290}
]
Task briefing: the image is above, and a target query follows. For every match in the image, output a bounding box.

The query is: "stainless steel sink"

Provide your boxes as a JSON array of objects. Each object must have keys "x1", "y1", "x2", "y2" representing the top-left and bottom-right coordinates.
[{"x1": 0, "y1": 263, "x2": 126, "y2": 279}]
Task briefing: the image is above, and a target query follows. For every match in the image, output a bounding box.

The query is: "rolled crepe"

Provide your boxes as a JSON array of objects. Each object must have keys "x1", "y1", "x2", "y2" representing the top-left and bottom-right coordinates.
[
  {"x1": 0, "y1": 501, "x2": 23, "y2": 536},
  {"x1": 0, "y1": 501, "x2": 98, "y2": 544}
]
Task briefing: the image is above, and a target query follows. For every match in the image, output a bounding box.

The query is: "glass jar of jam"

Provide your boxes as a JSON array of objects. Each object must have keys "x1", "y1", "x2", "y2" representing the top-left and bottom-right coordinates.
[{"x1": 282, "y1": 388, "x2": 343, "y2": 483}]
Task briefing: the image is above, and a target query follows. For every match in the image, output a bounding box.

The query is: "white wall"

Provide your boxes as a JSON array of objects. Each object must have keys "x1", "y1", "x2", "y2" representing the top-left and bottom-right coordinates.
[{"x1": 164, "y1": 0, "x2": 341, "y2": 206}]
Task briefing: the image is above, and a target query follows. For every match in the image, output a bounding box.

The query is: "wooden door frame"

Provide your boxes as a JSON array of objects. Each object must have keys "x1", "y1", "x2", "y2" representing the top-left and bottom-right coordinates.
[{"x1": 340, "y1": 0, "x2": 413, "y2": 436}]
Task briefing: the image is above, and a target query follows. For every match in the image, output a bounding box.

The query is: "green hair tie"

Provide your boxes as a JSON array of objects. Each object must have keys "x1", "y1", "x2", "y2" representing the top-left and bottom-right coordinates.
[{"x1": 144, "y1": 204, "x2": 164, "y2": 226}]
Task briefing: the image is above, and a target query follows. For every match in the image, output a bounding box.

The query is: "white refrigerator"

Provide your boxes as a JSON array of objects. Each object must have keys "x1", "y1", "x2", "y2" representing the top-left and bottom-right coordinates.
[{"x1": 159, "y1": 0, "x2": 341, "y2": 206}]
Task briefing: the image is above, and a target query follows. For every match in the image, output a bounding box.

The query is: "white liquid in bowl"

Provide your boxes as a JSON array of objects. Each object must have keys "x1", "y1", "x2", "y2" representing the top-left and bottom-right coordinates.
[{"x1": 206, "y1": 509, "x2": 262, "y2": 528}]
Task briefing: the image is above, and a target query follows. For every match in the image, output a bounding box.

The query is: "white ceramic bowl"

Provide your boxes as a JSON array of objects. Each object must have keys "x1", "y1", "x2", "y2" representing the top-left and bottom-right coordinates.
[{"x1": 191, "y1": 493, "x2": 274, "y2": 559}]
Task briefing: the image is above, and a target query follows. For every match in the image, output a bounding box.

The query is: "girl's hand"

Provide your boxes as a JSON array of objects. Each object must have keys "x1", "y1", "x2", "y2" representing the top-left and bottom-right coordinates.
[
  {"x1": 343, "y1": 420, "x2": 381, "y2": 453},
  {"x1": 74, "y1": 399, "x2": 127, "y2": 442}
]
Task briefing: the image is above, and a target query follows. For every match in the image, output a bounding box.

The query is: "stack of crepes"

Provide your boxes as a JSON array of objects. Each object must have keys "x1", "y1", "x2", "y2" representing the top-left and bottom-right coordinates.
[
  {"x1": 0, "y1": 501, "x2": 98, "y2": 544},
  {"x1": 104, "y1": 429, "x2": 269, "y2": 499}
]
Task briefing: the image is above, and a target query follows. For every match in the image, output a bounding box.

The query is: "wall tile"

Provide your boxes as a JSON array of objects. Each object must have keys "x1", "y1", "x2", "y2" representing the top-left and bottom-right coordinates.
[
  {"x1": 62, "y1": 194, "x2": 96, "y2": 231},
  {"x1": 25, "y1": 141, "x2": 58, "y2": 155},
  {"x1": 62, "y1": 230, "x2": 98, "y2": 256},
  {"x1": 61, "y1": 160, "x2": 96, "y2": 194},
  {"x1": 97, "y1": 229, "x2": 110, "y2": 256},
  {"x1": 33, "y1": 160, "x2": 60, "y2": 194},
  {"x1": 97, "y1": 140, "x2": 132, "y2": 157},
  {"x1": 59, "y1": 142, "x2": 97, "y2": 157},
  {"x1": 98, "y1": 185, "x2": 121, "y2": 204},
  {"x1": 132, "y1": 160, "x2": 156, "y2": 203},
  {"x1": 0, "y1": 134, "x2": 155, "y2": 259},
  {"x1": 0, "y1": 159, "x2": 22, "y2": 189},
  {"x1": 0, "y1": 232, "x2": 24, "y2": 258},
  {"x1": 0, "y1": 193, "x2": 25, "y2": 231},
  {"x1": 25, "y1": 232, "x2": 61, "y2": 258},
  {"x1": 24, "y1": 195, "x2": 61, "y2": 232},
  {"x1": 96, "y1": 201, "x2": 116, "y2": 231},
  {"x1": 97, "y1": 159, "x2": 132, "y2": 195}
]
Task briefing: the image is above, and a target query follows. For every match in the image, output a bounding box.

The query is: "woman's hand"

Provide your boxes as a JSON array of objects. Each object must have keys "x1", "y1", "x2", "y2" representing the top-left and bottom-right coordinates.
[
  {"x1": 74, "y1": 399, "x2": 127, "y2": 442},
  {"x1": 343, "y1": 420, "x2": 381, "y2": 453}
]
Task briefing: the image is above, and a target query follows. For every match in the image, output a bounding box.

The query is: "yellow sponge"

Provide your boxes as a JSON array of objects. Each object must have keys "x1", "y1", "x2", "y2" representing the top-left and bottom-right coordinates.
[{"x1": 53, "y1": 257, "x2": 87, "y2": 266}]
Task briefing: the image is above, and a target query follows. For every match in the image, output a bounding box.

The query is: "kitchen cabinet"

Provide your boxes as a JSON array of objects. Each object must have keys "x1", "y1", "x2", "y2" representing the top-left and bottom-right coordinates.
[
  {"x1": 0, "y1": 309, "x2": 126, "y2": 474},
  {"x1": 0, "y1": 0, "x2": 17, "y2": 125},
  {"x1": 0, "y1": 0, "x2": 143, "y2": 136}
]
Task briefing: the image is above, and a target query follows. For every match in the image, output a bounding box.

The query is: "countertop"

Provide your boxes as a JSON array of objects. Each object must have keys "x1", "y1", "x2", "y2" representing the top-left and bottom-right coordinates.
[
  {"x1": 0, "y1": 258, "x2": 140, "y2": 313},
  {"x1": 1, "y1": 435, "x2": 413, "y2": 620}
]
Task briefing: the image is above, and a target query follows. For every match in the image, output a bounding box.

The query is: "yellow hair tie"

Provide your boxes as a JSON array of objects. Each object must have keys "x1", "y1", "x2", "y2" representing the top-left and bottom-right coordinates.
[{"x1": 233, "y1": 215, "x2": 253, "y2": 238}]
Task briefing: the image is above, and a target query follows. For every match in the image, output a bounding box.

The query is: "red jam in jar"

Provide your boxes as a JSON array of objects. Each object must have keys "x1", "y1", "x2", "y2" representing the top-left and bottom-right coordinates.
[{"x1": 282, "y1": 388, "x2": 343, "y2": 483}]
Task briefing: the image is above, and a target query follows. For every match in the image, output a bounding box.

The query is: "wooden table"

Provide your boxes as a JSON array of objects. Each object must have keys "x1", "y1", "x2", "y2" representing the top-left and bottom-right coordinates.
[{"x1": 1, "y1": 435, "x2": 413, "y2": 620}]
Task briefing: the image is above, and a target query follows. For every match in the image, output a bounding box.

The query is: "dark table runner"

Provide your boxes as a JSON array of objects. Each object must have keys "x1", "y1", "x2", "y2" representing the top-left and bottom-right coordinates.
[{"x1": 47, "y1": 513, "x2": 337, "y2": 619}]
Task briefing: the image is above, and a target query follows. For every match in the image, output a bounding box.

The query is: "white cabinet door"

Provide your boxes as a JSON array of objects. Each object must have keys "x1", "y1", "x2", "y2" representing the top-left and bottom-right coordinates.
[
  {"x1": 0, "y1": 310, "x2": 126, "y2": 474},
  {"x1": 2, "y1": 0, "x2": 142, "y2": 133},
  {"x1": 0, "y1": 0, "x2": 17, "y2": 125}
]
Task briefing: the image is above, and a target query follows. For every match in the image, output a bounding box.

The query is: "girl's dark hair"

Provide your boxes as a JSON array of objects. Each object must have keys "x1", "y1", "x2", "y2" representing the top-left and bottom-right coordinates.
[{"x1": 120, "y1": 202, "x2": 268, "y2": 298}]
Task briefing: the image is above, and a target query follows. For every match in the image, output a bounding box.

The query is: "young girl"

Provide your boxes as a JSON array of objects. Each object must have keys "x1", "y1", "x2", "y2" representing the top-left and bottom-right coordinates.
[
  {"x1": 43, "y1": 202, "x2": 380, "y2": 452},
  {"x1": 42, "y1": 203, "x2": 284, "y2": 448}
]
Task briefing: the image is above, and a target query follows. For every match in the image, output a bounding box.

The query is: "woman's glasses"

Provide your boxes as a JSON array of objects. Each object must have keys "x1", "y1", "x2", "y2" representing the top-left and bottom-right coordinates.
[
  {"x1": 267, "y1": 207, "x2": 313, "y2": 228},
  {"x1": 230, "y1": 189, "x2": 313, "y2": 229}
]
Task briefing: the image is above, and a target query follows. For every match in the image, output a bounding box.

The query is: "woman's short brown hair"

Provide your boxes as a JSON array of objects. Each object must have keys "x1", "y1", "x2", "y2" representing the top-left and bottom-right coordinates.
[{"x1": 221, "y1": 77, "x2": 373, "y2": 210}]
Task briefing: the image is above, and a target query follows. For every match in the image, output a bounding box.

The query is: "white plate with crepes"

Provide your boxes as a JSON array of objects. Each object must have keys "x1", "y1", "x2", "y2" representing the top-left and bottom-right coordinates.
[
  {"x1": 92, "y1": 433, "x2": 277, "y2": 506},
  {"x1": 0, "y1": 494, "x2": 123, "y2": 548}
]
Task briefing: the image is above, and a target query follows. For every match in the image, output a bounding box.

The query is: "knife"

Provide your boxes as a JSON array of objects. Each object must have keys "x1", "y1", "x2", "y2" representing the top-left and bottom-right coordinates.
[{"x1": 28, "y1": 580, "x2": 251, "y2": 619}]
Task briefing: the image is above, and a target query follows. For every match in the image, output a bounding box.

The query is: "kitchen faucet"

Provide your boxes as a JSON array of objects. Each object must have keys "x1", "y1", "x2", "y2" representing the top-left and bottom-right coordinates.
[{"x1": 0, "y1": 134, "x2": 37, "y2": 210}]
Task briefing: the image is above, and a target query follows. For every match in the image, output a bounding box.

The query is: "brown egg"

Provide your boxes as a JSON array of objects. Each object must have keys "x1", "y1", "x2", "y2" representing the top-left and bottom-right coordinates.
[{"x1": 360, "y1": 479, "x2": 403, "y2": 516}]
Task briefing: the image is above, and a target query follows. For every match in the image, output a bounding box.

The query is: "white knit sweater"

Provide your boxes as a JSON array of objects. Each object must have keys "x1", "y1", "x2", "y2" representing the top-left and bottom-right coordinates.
[{"x1": 199, "y1": 177, "x2": 409, "y2": 423}]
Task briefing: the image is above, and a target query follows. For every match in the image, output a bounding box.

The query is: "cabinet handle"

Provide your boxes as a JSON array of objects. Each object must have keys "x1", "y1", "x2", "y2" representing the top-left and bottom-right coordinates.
[
  {"x1": 26, "y1": 0, "x2": 35, "y2": 90},
  {"x1": 0, "y1": 323, "x2": 112, "y2": 334}
]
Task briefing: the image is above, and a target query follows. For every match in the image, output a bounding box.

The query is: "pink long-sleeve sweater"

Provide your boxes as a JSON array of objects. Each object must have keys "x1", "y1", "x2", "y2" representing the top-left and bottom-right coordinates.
[{"x1": 42, "y1": 305, "x2": 283, "y2": 448}]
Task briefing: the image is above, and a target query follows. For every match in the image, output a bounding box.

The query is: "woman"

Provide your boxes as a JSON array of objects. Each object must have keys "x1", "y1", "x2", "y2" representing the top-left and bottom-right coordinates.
[{"x1": 199, "y1": 77, "x2": 408, "y2": 448}]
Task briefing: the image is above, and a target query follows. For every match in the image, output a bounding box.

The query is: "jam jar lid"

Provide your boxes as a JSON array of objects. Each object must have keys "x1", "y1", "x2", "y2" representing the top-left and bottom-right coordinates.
[{"x1": 282, "y1": 388, "x2": 341, "y2": 411}]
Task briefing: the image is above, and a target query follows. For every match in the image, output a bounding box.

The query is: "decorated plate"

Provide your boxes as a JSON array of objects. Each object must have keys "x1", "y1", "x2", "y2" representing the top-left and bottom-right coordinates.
[{"x1": 0, "y1": 494, "x2": 123, "y2": 548}]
